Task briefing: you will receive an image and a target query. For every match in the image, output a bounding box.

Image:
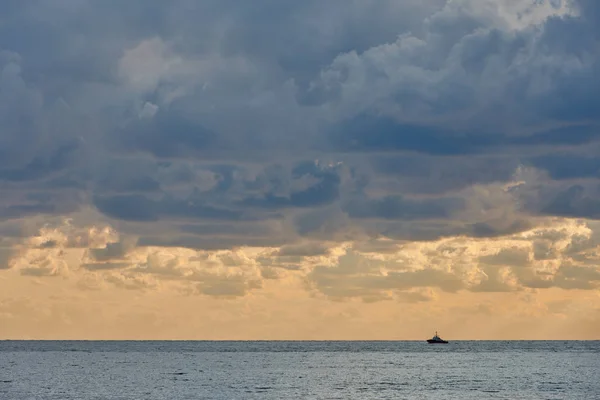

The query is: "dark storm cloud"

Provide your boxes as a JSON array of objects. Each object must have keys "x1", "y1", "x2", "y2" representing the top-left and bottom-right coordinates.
[
  {"x1": 93, "y1": 194, "x2": 244, "y2": 222},
  {"x1": 173, "y1": 221, "x2": 292, "y2": 250},
  {"x1": 276, "y1": 243, "x2": 331, "y2": 257},
  {"x1": 470, "y1": 220, "x2": 534, "y2": 238},
  {"x1": 0, "y1": 203, "x2": 57, "y2": 221},
  {"x1": 370, "y1": 155, "x2": 519, "y2": 194},
  {"x1": 331, "y1": 118, "x2": 600, "y2": 157},
  {"x1": 0, "y1": 142, "x2": 81, "y2": 183},
  {"x1": 330, "y1": 116, "x2": 496, "y2": 155},
  {"x1": 241, "y1": 161, "x2": 342, "y2": 209},
  {"x1": 512, "y1": 125, "x2": 600, "y2": 147},
  {"x1": 0, "y1": 55, "x2": 84, "y2": 180},
  {"x1": 179, "y1": 222, "x2": 276, "y2": 237},
  {"x1": 344, "y1": 194, "x2": 464, "y2": 220},
  {"x1": 117, "y1": 110, "x2": 220, "y2": 159},
  {"x1": 537, "y1": 185, "x2": 600, "y2": 220},
  {"x1": 91, "y1": 161, "x2": 346, "y2": 223},
  {"x1": 1, "y1": 0, "x2": 600, "y2": 245},
  {"x1": 357, "y1": 219, "x2": 533, "y2": 242},
  {"x1": 530, "y1": 154, "x2": 600, "y2": 180}
]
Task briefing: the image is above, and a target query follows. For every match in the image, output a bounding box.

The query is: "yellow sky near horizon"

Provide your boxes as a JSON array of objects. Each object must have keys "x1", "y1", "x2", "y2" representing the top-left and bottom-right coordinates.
[{"x1": 1, "y1": 212, "x2": 599, "y2": 340}]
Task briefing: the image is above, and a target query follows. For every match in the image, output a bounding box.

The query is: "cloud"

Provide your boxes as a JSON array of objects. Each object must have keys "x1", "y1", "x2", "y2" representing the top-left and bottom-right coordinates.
[
  {"x1": 193, "y1": 272, "x2": 262, "y2": 298},
  {"x1": 0, "y1": 248, "x2": 15, "y2": 270},
  {"x1": 3, "y1": 209, "x2": 600, "y2": 326},
  {"x1": 241, "y1": 161, "x2": 342, "y2": 209},
  {"x1": 0, "y1": 0, "x2": 593, "y2": 236},
  {"x1": 2, "y1": 0, "x2": 600, "y2": 318},
  {"x1": 17, "y1": 249, "x2": 69, "y2": 277},
  {"x1": 520, "y1": 264, "x2": 600, "y2": 291},
  {"x1": 479, "y1": 247, "x2": 531, "y2": 267},
  {"x1": 470, "y1": 265, "x2": 518, "y2": 293},
  {"x1": 344, "y1": 194, "x2": 464, "y2": 220},
  {"x1": 82, "y1": 262, "x2": 132, "y2": 271},
  {"x1": 306, "y1": 250, "x2": 466, "y2": 301},
  {"x1": 88, "y1": 237, "x2": 137, "y2": 262},
  {"x1": 539, "y1": 185, "x2": 600, "y2": 219},
  {"x1": 276, "y1": 242, "x2": 331, "y2": 257},
  {"x1": 370, "y1": 154, "x2": 519, "y2": 195},
  {"x1": 93, "y1": 194, "x2": 244, "y2": 222}
]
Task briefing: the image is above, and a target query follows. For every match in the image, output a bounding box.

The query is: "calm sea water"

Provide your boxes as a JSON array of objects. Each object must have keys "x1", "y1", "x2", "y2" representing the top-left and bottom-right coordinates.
[{"x1": 1, "y1": 341, "x2": 598, "y2": 399}]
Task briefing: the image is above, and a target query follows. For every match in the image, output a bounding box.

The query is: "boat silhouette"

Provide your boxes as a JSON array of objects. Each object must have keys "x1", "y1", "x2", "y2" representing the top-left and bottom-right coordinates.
[{"x1": 426, "y1": 331, "x2": 448, "y2": 344}]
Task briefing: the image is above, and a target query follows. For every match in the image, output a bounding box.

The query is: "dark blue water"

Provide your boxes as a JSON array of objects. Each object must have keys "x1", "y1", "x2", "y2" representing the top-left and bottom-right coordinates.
[{"x1": 1, "y1": 341, "x2": 598, "y2": 399}]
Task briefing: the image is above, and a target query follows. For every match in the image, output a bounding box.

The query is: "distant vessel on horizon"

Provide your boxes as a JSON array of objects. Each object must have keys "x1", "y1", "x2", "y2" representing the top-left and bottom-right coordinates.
[{"x1": 426, "y1": 331, "x2": 448, "y2": 344}]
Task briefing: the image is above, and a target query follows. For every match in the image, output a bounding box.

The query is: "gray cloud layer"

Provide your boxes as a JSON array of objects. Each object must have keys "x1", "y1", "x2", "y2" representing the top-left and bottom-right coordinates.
[{"x1": 0, "y1": 0, "x2": 599, "y2": 249}]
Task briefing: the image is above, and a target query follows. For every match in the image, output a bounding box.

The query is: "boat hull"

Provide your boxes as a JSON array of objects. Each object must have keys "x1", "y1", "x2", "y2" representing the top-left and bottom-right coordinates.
[{"x1": 426, "y1": 339, "x2": 448, "y2": 344}]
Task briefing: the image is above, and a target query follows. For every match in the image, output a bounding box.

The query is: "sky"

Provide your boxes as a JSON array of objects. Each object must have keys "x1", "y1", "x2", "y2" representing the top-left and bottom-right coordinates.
[{"x1": 1, "y1": 0, "x2": 600, "y2": 340}]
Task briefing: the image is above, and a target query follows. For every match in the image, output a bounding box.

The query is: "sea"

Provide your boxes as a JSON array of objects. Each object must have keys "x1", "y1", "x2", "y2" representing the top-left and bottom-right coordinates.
[{"x1": 1, "y1": 341, "x2": 598, "y2": 399}]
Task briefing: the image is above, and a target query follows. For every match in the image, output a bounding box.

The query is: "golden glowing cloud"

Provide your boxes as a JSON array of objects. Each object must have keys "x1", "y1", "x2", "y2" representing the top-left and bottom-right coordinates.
[{"x1": 1, "y1": 212, "x2": 599, "y2": 340}]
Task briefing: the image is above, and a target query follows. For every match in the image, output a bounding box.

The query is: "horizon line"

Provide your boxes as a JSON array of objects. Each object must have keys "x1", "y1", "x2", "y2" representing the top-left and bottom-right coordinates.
[{"x1": 1, "y1": 339, "x2": 599, "y2": 342}]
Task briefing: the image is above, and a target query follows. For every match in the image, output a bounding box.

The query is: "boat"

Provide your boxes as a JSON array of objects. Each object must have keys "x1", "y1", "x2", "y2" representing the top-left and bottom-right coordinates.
[{"x1": 426, "y1": 331, "x2": 448, "y2": 344}]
